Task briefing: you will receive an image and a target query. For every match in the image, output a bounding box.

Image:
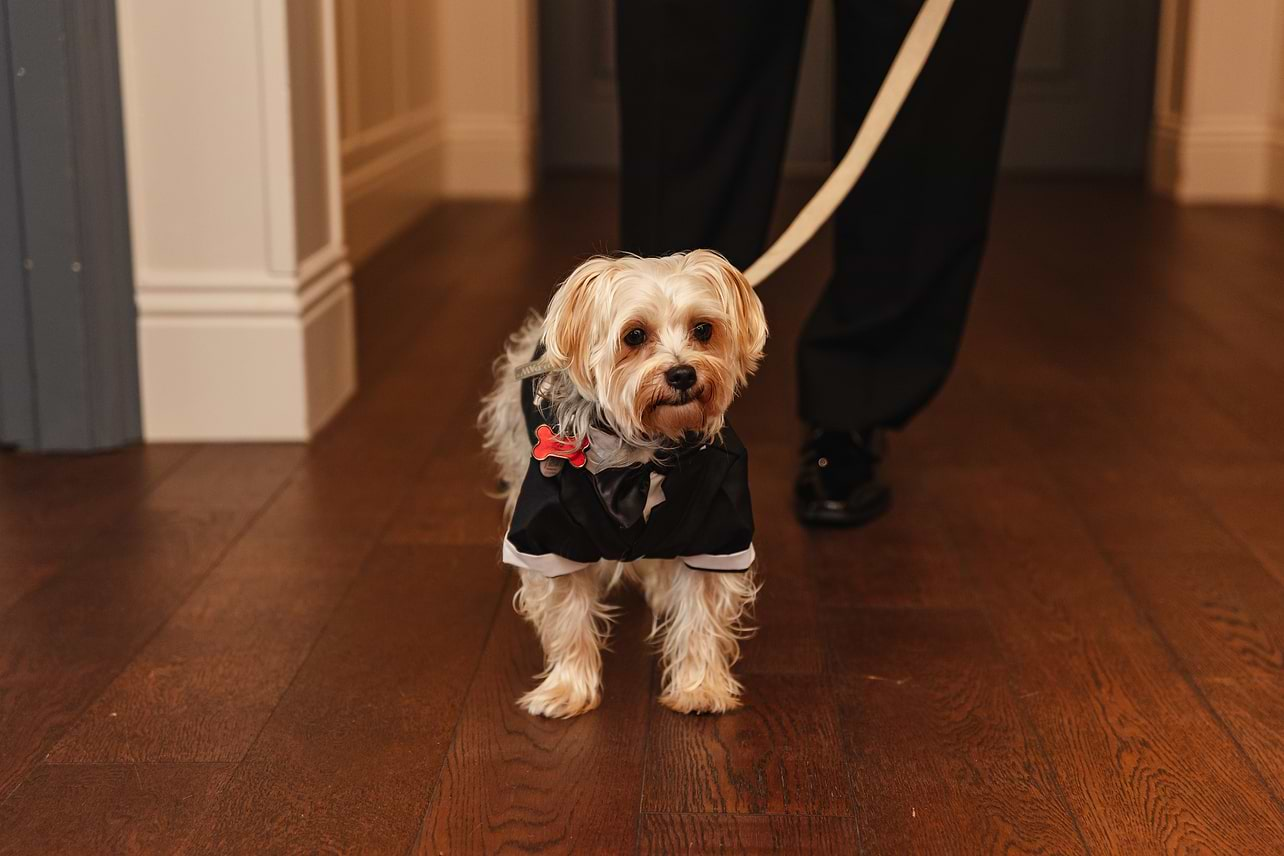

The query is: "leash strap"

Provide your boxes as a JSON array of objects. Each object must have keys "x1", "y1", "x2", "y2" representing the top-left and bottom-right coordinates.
[{"x1": 743, "y1": 0, "x2": 955, "y2": 287}]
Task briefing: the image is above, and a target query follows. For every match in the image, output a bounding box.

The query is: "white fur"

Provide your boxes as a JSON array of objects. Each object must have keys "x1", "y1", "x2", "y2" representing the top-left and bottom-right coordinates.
[{"x1": 480, "y1": 251, "x2": 766, "y2": 717}]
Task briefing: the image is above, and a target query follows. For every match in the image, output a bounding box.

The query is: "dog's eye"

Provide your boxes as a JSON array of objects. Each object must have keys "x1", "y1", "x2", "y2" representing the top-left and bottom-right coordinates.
[
  {"x1": 623, "y1": 327, "x2": 647, "y2": 347},
  {"x1": 692, "y1": 322, "x2": 713, "y2": 342}
]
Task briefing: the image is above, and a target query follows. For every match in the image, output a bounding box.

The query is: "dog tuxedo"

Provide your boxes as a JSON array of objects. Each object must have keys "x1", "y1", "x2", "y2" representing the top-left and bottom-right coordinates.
[{"x1": 502, "y1": 360, "x2": 756, "y2": 577}]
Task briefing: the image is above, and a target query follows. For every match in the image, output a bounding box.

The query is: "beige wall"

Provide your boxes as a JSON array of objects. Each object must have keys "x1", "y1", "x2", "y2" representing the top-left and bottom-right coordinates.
[
  {"x1": 1274, "y1": 19, "x2": 1284, "y2": 203},
  {"x1": 438, "y1": 0, "x2": 538, "y2": 196},
  {"x1": 1151, "y1": 0, "x2": 1284, "y2": 205},
  {"x1": 338, "y1": 0, "x2": 537, "y2": 263},
  {"x1": 337, "y1": 0, "x2": 444, "y2": 263}
]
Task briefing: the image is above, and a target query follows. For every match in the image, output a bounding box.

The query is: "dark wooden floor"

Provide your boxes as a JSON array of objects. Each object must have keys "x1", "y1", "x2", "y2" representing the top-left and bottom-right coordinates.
[{"x1": 3, "y1": 177, "x2": 1284, "y2": 854}]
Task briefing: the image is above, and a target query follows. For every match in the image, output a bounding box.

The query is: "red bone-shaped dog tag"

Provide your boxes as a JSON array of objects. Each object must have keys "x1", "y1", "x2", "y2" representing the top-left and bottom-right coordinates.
[{"x1": 532, "y1": 424, "x2": 589, "y2": 470}]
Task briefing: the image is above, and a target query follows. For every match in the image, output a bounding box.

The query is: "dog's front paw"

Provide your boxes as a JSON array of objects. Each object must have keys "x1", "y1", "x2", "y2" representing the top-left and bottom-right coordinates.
[
  {"x1": 519, "y1": 674, "x2": 601, "y2": 718},
  {"x1": 659, "y1": 683, "x2": 742, "y2": 715}
]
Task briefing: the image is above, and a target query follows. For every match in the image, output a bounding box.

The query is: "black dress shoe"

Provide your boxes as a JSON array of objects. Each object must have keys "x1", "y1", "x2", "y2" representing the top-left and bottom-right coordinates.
[{"x1": 794, "y1": 428, "x2": 892, "y2": 527}]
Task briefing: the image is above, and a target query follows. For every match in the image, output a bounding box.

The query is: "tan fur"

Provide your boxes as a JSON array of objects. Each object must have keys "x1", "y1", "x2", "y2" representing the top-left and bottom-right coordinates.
[{"x1": 480, "y1": 252, "x2": 767, "y2": 717}]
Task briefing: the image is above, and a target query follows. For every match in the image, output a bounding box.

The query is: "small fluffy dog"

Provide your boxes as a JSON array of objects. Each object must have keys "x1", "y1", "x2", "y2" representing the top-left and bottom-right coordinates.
[{"x1": 480, "y1": 250, "x2": 768, "y2": 717}]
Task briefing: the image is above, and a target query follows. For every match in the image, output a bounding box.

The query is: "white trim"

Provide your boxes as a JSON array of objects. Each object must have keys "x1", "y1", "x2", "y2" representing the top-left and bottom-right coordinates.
[
  {"x1": 681, "y1": 545, "x2": 757, "y2": 572},
  {"x1": 503, "y1": 538, "x2": 592, "y2": 577},
  {"x1": 135, "y1": 246, "x2": 352, "y2": 318},
  {"x1": 1149, "y1": 116, "x2": 1278, "y2": 203},
  {"x1": 1270, "y1": 127, "x2": 1284, "y2": 208},
  {"x1": 341, "y1": 108, "x2": 438, "y2": 158},
  {"x1": 137, "y1": 281, "x2": 355, "y2": 441}
]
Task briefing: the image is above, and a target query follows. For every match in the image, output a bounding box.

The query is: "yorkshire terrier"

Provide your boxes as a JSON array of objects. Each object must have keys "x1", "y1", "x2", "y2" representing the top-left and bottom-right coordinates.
[{"x1": 480, "y1": 250, "x2": 768, "y2": 717}]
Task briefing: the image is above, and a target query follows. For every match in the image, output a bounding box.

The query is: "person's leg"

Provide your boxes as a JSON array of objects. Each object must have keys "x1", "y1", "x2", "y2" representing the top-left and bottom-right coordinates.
[
  {"x1": 616, "y1": 0, "x2": 811, "y2": 268},
  {"x1": 798, "y1": 0, "x2": 1031, "y2": 431},
  {"x1": 794, "y1": 0, "x2": 1030, "y2": 527}
]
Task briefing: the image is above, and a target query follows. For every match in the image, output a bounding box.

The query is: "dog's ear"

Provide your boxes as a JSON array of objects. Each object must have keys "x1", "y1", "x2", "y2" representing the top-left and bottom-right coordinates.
[
  {"x1": 689, "y1": 250, "x2": 768, "y2": 384},
  {"x1": 543, "y1": 256, "x2": 614, "y2": 392}
]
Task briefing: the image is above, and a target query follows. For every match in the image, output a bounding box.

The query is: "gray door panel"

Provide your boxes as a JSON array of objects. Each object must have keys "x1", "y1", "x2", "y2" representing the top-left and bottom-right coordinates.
[
  {"x1": 0, "y1": 0, "x2": 140, "y2": 452},
  {"x1": 0, "y1": 1, "x2": 35, "y2": 448}
]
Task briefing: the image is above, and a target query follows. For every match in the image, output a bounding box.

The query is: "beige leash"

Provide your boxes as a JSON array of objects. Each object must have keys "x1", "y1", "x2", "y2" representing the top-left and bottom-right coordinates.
[
  {"x1": 744, "y1": 0, "x2": 954, "y2": 287},
  {"x1": 515, "y1": 0, "x2": 955, "y2": 380}
]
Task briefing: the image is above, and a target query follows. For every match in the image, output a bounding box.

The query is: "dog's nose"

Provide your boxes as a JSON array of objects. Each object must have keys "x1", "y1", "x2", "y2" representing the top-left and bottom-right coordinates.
[{"x1": 665, "y1": 364, "x2": 697, "y2": 391}]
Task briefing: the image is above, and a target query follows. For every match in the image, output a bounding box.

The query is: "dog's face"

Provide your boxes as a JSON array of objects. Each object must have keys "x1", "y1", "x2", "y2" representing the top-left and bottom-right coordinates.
[{"x1": 542, "y1": 251, "x2": 767, "y2": 444}]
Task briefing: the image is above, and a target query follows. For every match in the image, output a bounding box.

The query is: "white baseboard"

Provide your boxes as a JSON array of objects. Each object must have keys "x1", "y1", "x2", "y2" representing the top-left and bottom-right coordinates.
[
  {"x1": 441, "y1": 114, "x2": 537, "y2": 198},
  {"x1": 136, "y1": 248, "x2": 357, "y2": 441},
  {"x1": 1150, "y1": 118, "x2": 1279, "y2": 204}
]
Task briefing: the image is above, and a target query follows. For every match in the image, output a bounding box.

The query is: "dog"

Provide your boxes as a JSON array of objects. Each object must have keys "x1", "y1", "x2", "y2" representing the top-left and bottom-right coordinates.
[{"x1": 480, "y1": 250, "x2": 768, "y2": 718}]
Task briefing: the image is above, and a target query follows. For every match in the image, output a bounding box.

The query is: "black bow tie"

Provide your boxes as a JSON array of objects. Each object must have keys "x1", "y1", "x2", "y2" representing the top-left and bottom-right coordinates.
[
  {"x1": 591, "y1": 464, "x2": 653, "y2": 529},
  {"x1": 589, "y1": 442, "x2": 706, "y2": 529}
]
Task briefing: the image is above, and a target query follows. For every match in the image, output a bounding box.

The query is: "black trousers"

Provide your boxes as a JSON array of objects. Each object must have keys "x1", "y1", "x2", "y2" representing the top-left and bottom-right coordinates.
[{"x1": 616, "y1": 0, "x2": 1030, "y2": 430}]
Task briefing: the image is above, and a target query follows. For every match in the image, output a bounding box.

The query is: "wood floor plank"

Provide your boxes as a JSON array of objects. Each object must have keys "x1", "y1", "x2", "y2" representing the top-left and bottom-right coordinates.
[
  {"x1": 414, "y1": 586, "x2": 654, "y2": 855},
  {"x1": 1108, "y1": 550, "x2": 1284, "y2": 808},
  {"x1": 40, "y1": 195, "x2": 561, "y2": 771},
  {"x1": 141, "y1": 445, "x2": 303, "y2": 513},
  {"x1": 980, "y1": 236, "x2": 1281, "y2": 468},
  {"x1": 739, "y1": 443, "x2": 826, "y2": 675},
  {"x1": 807, "y1": 482, "x2": 972, "y2": 610},
  {"x1": 894, "y1": 372, "x2": 1045, "y2": 471},
  {"x1": 0, "y1": 446, "x2": 302, "y2": 800},
  {"x1": 47, "y1": 533, "x2": 372, "y2": 763},
  {"x1": 187, "y1": 546, "x2": 506, "y2": 855},
  {"x1": 639, "y1": 813, "x2": 860, "y2": 856},
  {"x1": 0, "y1": 445, "x2": 195, "y2": 613},
  {"x1": 382, "y1": 444, "x2": 506, "y2": 547},
  {"x1": 1180, "y1": 464, "x2": 1284, "y2": 583},
  {"x1": 44, "y1": 273, "x2": 526, "y2": 764},
  {"x1": 926, "y1": 465, "x2": 1284, "y2": 854},
  {"x1": 353, "y1": 202, "x2": 525, "y2": 381},
  {"x1": 0, "y1": 763, "x2": 232, "y2": 856},
  {"x1": 1049, "y1": 458, "x2": 1240, "y2": 555},
  {"x1": 641, "y1": 674, "x2": 851, "y2": 816},
  {"x1": 0, "y1": 510, "x2": 256, "y2": 799},
  {"x1": 2, "y1": 180, "x2": 1283, "y2": 855},
  {"x1": 824, "y1": 607, "x2": 1087, "y2": 856},
  {"x1": 0, "y1": 444, "x2": 193, "y2": 535}
]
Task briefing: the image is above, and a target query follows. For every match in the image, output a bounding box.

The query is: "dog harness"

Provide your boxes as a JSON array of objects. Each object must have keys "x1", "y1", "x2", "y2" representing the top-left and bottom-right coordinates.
[{"x1": 502, "y1": 352, "x2": 756, "y2": 577}]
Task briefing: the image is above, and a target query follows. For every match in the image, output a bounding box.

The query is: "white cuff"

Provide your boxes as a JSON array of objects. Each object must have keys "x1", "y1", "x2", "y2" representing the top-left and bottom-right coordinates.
[
  {"x1": 680, "y1": 544, "x2": 756, "y2": 571},
  {"x1": 502, "y1": 537, "x2": 592, "y2": 577}
]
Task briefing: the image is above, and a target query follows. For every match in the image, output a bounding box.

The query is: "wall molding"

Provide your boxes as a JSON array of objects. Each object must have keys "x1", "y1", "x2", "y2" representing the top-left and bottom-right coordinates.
[
  {"x1": 137, "y1": 282, "x2": 355, "y2": 441},
  {"x1": 1269, "y1": 123, "x2": 1284, "y2": 207},
  {"x1": 341, "y1": 107, "x2": 437, "y2": 158},
  {"x1": 135, "y1": 234, "x2": 355, "y2": 440},
  {"x1": 1150, "y1": 115, "x2": 1280, "y2": 202},
  {"x1": 342, "y1": 111, "x2": 442, "y2": 202},
  {"x1": 1149, "y1": 0, "x2": 1284, "y2": 207},
  {"x1": 135, "y1": 243, "x2": 352, "y2": 317}
]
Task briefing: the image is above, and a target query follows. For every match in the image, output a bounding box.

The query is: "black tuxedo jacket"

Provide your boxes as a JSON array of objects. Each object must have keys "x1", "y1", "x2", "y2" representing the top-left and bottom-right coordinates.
[{"x1": 502, "y1": 364, "x2": 755, "y2": 577}]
